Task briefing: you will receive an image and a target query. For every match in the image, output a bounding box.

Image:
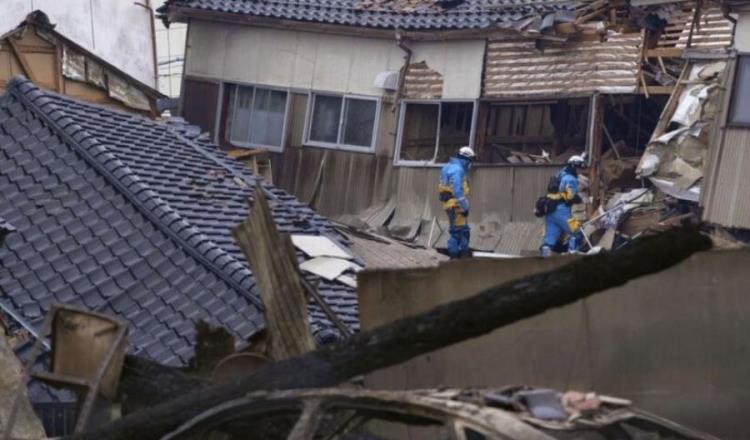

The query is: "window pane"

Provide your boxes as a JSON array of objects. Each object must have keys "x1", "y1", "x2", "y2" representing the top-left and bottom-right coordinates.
[
  {"x1": 341, "y1": 98, "x2": 377, "y2": 148},
  {"x1": 249, "y1": 88, "x2": 287, "y2": 147},
  {"x1": 435, "y1": 102, "x2": 473, "y2": 163},
  {"x1": 310, "y1": 95, "x2": 342, "y2": 143},
  {"x1": 229, "y1": 86, "x2": 254, "y2": 143},
  {"x1": 400, "y1": 103, "x2": 439, "y2": 161},
  {"x1": 730, "y1": 56, "x2": 750, "y2": 125}
]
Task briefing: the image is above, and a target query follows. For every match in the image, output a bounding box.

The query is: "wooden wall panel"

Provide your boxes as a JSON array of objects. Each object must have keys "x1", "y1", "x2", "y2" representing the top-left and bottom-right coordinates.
[{"x1": 181, "y1": 77, "x2": 220, "y2": 135}]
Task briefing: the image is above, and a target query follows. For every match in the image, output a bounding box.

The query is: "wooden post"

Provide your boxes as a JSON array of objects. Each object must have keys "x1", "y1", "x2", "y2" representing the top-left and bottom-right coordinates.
[
  {"x1": 232, "y1": 186, "x2": 315, "y2": 361},
  {"x1": 588, "y1": 94, "x2": 604, "y2": 214}
]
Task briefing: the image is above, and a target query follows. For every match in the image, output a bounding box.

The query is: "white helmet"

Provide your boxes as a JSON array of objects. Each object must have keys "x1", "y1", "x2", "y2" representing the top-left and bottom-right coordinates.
[
  {"x1": 458, "y1": 146, "x2": 476, "y2": 160},
  {"x1": 568, "y1": 153, "x2": 587, "y2": 167}
]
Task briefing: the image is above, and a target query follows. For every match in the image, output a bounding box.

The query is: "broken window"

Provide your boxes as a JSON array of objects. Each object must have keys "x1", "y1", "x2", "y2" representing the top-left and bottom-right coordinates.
[
  {"x1": 398, "y1": 101, "x2": 474, "y2": 163},
  {"x1": 226, "y1": 84, "x2": 288, "y2": 151},
  {"x1": 478, "y1": 100, "x2": 589, "y2": 165},
  {"x1": 307, "y1": 93, "x2": 379, "y2": 150},
  {"x1": 729, "y1": 55, "x2": 750, "y2": 126}
]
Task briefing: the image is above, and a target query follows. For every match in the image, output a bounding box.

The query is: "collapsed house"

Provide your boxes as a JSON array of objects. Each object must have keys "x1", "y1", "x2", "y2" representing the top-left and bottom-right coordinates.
[
  {"x1": 158, "y1": 0, "x2": 735, "y2": 254},
  {"x1": 0, "y1": 76, "x2": 361, "y2": 434},
  {"x1": 0, "y1": 11, "x2": 166, "y2": 116}
]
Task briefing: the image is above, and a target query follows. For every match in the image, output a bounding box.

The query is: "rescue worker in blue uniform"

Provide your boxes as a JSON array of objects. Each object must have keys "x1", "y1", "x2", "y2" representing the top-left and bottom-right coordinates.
[
  {"x1": 540, "y1": 154, "x2": 586, "y2": 257},
  {"x1": 438, "y1": 146, "x2": 476, "y2": 259}
]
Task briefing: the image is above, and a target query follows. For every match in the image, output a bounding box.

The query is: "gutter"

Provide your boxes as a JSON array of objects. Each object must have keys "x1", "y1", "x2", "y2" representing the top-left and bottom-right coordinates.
[{"x1": 394, "y1": 33, "x2": 412, "y2": 112}]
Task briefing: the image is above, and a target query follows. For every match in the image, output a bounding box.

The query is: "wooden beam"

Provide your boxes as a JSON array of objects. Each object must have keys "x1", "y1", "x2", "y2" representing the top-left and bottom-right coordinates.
[
  {"x1": 645, "y1": 48, "x2": 684, "y2": 58},
  {"x1": 643, "y1": 86, "x2": 676, "y2": 95},
  {"x1": 7, "y1": 39, "x2": 39, "y2": 83},
  {"x1": 67, "y1": 227, "x2": 712, "y2": 440},
  {"x1": 232, "y1": 186, "x2": 316, "y2": 361}
]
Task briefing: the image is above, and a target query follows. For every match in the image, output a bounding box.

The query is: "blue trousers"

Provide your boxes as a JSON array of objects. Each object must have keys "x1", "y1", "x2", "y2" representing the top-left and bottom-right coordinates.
[
  {"x1": 446, "y1": 209, "x2": 470, "y2": 259},
  {"x1": 541, "y1": 207, "x2": 580, "y2": 255}
]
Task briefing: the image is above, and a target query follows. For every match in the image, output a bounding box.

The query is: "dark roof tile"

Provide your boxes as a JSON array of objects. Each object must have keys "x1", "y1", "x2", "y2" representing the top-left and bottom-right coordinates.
[{"x1": 0, "y1": 77, "x2": 359, "y2": 376}]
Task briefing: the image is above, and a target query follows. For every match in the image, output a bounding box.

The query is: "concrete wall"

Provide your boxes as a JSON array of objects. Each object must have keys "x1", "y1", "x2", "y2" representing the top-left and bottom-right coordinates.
[
  {"x1": 0, "y1": 0, "x2": 156, "y2": 88},
  {"x1": 735, "y1": 12, "x2": 750, "y2": 52},
  {"x1": 359, "y1": 250, "x2": 750, "y2": 439},
  {"x1": 185, "y1": 20, "x2": 484, "y2": 99}
]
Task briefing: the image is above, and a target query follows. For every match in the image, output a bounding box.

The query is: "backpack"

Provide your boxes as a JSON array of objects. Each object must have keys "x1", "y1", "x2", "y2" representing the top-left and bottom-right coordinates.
[
  {"x1": 535, "y1": 172, "x2": 562, "y2": 217},
  {"x1": 534, "y1": 196, "x2": 559, "y2": 218},
  {"x1": 546, "y1": 173, "x2": 561, "y2": 193}
]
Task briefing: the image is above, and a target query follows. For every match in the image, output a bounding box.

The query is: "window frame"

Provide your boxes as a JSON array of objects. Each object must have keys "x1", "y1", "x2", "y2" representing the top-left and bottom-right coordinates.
[
  {"x1": 303, "y1": 91, "x2": 381, "y2": 153},
  {"x1": 225, "y1": 82, "x2": 292, "y2": 153},
  {"x1": 727, "y1": 54, "x2": 750, "y2": 129},
  {"x1": 394, "y1": 98, "x2": 479, "y2": 167}
]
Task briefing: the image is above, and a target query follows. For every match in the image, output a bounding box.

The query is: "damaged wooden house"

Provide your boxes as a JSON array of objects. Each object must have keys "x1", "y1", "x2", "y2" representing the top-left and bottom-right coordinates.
[
  {"x1": 0, "y1": 11, "x2": 166, "y2": 116},
  {"x1": 0, "y1": 76, "x2": 362, "y2": 435},
  {"x1": 158, "y1": 0, "x2": 734, "y2": 253}
]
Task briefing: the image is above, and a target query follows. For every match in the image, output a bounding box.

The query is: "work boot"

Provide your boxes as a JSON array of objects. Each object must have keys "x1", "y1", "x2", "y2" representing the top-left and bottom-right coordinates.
[{"x1": 540, "y1": 246, "x2": 552, "y2": 258}]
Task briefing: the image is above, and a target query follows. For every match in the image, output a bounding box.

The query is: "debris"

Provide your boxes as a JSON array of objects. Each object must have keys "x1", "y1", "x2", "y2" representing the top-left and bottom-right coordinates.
[
  {"x1": 0, "y1": 332, "x2": 45, "y2": 440},
  {"x1": 517, "y1": 389, "x2": 568, "y2": 420},
  {"x1": 291, "y1": 235, "x2": 353, "y2": 260},
  {"x1": 157, "y1": 387, "x2": 717, "y2": 440},
  {"x1": 20, "y1": 305, "x2": 128, "y2": 434},
  {"x1": 73, "y1": 228, "x2": 711, "y2": 440},
  {"x1": 637, "y1": 61, "x2": 727, "y2": 201},
  {"x1": 189, "y1": 321, "x2": 236, "y2": 374},
  {"x1": 336, "y1": 275, "x2": 358, "y2": 289},
  {"x1": 299, "y1": 257, "x2": 362, "y2": 281}
]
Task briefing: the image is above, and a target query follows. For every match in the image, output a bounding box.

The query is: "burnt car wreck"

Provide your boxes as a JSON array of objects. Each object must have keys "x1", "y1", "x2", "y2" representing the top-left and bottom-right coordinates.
[{"x1": 161, "y1": 388, "x2": 719, "y2": 440}]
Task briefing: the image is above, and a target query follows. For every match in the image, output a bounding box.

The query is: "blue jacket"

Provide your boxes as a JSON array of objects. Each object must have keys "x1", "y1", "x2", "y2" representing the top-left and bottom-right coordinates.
[
  {"x1": 554, "y1": 166, "x2": 579, "y2": 214},
  {"x1": 439, "y1": 156, "x2": 471, "y2": 212}
]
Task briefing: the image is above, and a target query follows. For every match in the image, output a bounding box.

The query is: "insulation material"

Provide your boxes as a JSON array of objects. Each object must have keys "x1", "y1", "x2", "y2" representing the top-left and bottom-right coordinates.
[
  {"x1": 637, "y1": 61, "x2": 726, "y2": 201},
  {"x1": 484, "y1": 32, "x2": 643, "y2": 98},
  {"x1": 292, "y1": 235, "x2": 353, "y2": 259}
]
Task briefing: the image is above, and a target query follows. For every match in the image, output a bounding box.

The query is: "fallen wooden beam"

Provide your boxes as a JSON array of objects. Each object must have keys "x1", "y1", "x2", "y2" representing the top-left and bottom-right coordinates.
[
  {"x1": 232, "y1": 185, "x2": 316, "y2": 361},
  {"x1": 69, "y1": 228, "x2": 711, "y2": 440}
]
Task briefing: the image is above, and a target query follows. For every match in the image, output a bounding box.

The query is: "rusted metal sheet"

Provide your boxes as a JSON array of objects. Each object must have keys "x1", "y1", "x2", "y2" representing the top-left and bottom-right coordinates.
[
  {"x1": 657, "y1": 6, "x2": 734, "y2": 50},
  {"x1": 484, "y1": 33, "x2": 643, "y2": 98},
  {"x1": 702, "y1": 128, "x2": 750, "y2": 229},
  {"x1": 402, "y1": 60, "x2": 444, "y2": 99}
]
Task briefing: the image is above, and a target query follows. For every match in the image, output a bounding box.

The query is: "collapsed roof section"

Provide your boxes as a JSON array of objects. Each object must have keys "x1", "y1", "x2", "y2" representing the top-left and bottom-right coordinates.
[{"x1": 0, "y1": 77, "x2": 359, "y2": 367}]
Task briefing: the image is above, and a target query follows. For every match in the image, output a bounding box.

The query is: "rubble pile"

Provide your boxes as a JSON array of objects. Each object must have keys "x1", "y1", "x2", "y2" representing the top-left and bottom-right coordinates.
[{"x1": 637, "y1": 61, "x2": 726, "y2": 202}]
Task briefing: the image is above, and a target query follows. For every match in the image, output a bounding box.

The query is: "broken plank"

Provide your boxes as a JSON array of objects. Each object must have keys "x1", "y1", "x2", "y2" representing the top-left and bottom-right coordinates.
[
  {"x1": 232, "y1": 185, "x2": 315, "y2": 361},
  {"x1": 645, "y1": 48, "x2": 684, "y2": 58}
]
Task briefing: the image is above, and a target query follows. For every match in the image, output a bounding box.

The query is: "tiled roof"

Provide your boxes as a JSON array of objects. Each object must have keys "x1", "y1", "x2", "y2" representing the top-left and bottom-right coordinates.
[
  {"x1": 0, "y1": 216, "x2": 14, "y2": 244},
  {"x1": 162, "y1": 0, "x2": 576, "y2": 31},
  {"x1": 0, "y1": 216, "x2": 13, "y2": 233},
  {"x1": 0, "y1": 77, "x2": 359, "y2": 368}
]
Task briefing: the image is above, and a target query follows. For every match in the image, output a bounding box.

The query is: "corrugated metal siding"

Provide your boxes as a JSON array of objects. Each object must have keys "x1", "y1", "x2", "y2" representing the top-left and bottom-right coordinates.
[
  {"x1": 702, "y1": 128, "x2": 750, "y2": 229},
  {"x1": 403, "y1": 61, "x2": 444, "y2": 99},
  {"x1": 483, "y1": 33, "x2": 643, "y2": 98}
]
